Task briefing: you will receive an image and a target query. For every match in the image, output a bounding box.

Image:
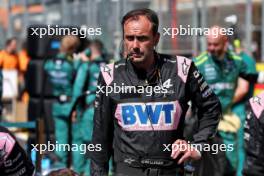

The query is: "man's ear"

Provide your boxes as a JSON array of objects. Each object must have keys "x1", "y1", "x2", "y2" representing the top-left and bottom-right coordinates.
[{"x1": 154, "y1": 32, "x2": 160, "y2": 46}]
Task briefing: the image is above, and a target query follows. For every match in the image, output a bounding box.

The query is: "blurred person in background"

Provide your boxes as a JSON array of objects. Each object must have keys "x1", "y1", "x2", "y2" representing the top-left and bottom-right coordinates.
[
  {"x1": 70, "y1": 39, "x2": 105, "y2": 175},
  {"x1": 72, "y1": 39, "x2": 91, "y2": 70},
  {"x1": 193, "y1": 26, "x2": 259, "y2": 176},
  {"x1": 18, "y1": 41, "x2": 31, "y2": 103},
  {"x1": 0, "y1": 37, "x2": 19, "y2": 70},
  {"x1": 44, "y1": 35, "x2": 80, "y2": 169},
  {"x1": 0, "y1": 38, "x2": 30, "y2": 105},
  {"x1": 0, "y1": 37, "x2": 19, "y2": 119},
  {"x1": 232, "y1": 39, "x2": 257, "y2": 176},
  {"x1": 18, "y1": 41, "x2": 30, "y2": 73}
]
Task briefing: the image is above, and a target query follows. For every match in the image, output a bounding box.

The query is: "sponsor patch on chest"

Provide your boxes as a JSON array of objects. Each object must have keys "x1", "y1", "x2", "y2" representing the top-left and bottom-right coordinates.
[
  {"x1": 204, "y1": 64, "x2": 217, "y2": 80},
  {"x1": 115, "y1": 101, "x2": 182, "y2": 131}
]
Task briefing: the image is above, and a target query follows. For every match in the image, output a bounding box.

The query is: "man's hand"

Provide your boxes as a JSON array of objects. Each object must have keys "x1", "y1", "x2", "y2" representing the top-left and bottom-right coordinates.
[{"x1": 170, "y1": 139, "x2": 201, "y2": 164}]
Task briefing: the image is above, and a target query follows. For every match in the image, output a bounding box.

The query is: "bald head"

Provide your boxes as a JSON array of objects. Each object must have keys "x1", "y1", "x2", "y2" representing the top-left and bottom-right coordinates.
[{"x1": 206, "y1": 26, "x2": 228, "y2": 59}]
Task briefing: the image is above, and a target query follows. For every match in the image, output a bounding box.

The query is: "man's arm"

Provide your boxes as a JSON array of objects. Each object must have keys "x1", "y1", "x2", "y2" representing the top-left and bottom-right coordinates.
[
  {"x1": 237, "y1": 57, "x2": 259, "y2": 83},
  {"x1": 232, "y1": 78, "x2": 249, "y2": 104},
  {"x1": 90, "y1": 73, "x2": 113, "y2": 176},
  {"x1": 187, "y1": 62, "x2": 221, "y2": 147},
  {"x1": 233, "y1": 55, "x2": 258, "y2": 103},
  {"x1": 171, "y1": 61, "x2": 221, "y2": 162}
]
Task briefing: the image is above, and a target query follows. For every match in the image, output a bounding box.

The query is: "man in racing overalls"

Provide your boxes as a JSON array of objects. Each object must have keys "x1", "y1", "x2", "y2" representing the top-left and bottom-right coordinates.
[
  {"x1": 243, "y1": 92, "x2": 264, "y2": 176},
  {"x1": 0, "y1": 126, "x2": 35, "y2": 175},
  {"x1": 90, "y1": 8, "x2": 222, "y2": 176},
  {"x1": 194, "y1": 26, "x2": 260, "y2": 176}
]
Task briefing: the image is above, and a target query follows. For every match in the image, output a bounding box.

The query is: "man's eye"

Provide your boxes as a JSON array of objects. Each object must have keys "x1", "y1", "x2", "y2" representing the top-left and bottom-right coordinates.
[
  {"x1": 137, "y1": 36, "x2": 148, "y2": 42},
  {"x1": 126, "y1": 36, "x2": 134, "y2": 41}
]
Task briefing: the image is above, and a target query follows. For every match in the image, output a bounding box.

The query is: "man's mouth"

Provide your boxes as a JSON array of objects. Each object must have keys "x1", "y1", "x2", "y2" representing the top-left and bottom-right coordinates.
[{"x1": 132, "y1": 53, "x2": 142, "y2": 58}]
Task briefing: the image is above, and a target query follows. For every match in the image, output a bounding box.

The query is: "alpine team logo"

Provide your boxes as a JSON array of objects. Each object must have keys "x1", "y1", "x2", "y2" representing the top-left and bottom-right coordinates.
[
  {"x1": 101, "y1": 63, "x2": 114, "y2": 86},
  {"x1": 182, "y1": 59, "x2": 189, "y2": 75},
  {"x1": 114, "y1": 101, "x2": 182, "y2": 131},
  {"x1": 102, "y1": 65, "x2": 111, "y2": 77},
  {"x1": 250, "y1": 94, "x2": 264, "y2": 119}
]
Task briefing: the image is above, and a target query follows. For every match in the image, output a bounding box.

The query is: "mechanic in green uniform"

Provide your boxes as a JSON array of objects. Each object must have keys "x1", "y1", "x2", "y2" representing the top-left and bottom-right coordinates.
[
  {"x1": 44, "y1": 35, "x2": 80, "y2": 168},
  {"x1": 193, "y1": 26, "x2": 257, "y2": 176},
  {"x1": 71, "y1": 40, "x2": 105, "y2": 175},
  {"x1": 232, "y1": 39, "x2": 257, "y2": 176}
]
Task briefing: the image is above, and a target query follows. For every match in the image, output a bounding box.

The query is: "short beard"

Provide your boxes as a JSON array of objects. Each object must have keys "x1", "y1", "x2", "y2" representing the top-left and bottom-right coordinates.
[{"x1": 210, "y1": 51, "x2": 224, "y2": 60}]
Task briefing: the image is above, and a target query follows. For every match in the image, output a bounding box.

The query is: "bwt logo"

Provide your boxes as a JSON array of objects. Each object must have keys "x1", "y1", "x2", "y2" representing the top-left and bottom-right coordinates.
[
  {"x1": 115, "y1": 101, "x2": 182, "y2": 131},
  {"x1": 122, "y1": 104, "x2": 174, "y2": 124}
]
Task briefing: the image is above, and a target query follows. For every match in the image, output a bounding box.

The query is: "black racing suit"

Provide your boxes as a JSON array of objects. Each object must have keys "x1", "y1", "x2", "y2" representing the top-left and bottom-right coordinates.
[
  {"x1": 91, "y1": 53, "x2": 222, "y2": 176},
  {"x1": 0, "y1": 126, "x2": 35, "y2": 176},
  {"x1": 243, "y1": 92, "x2": 264, "y2": 176}
]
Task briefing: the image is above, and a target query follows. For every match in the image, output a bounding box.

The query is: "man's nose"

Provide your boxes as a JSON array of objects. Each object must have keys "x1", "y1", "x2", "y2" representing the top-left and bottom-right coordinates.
[
  {"x1": 208, "y1": 45, "x2": 214, "y2": 51},
  {"x1": 132, "y1": 39, "x2": 140, "y2": 49}
]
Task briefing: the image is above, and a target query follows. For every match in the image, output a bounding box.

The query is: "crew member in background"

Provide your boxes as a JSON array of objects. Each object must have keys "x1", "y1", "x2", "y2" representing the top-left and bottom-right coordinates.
[
  {"x1": 18, "y1": 41, "x2": 31, "y2": 102},
  {"x1": 194, "y1": 26, "x2": 260, "y2": 176},
  {"x1": 0, "y1": 37, "x2": 19, "y2": 119},
  {"x1": 232, "y1": 39, "x2": 257, "y2": 176},
  {"x1": 44, "y1": 35, "x2": 80, "y2": 169},
  {"x1": 71, "y1": 39, "x2": 105, "y2": 175},
  {"x1": 0, "y1": 37, "x2": 19, "y2": 70}
]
